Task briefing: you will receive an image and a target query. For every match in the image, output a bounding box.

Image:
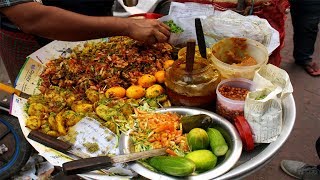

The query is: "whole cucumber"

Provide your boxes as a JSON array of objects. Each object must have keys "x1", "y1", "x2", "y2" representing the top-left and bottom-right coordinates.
[
  {"x1": 185, "y1": 150, "x2": 217, "y2": 172},
  {"x1": 181, "y1": 114, "x2": 214, "y2": 133},
  {"x1": 149, "y1": 156, "x2": 196, "y2": 177},
  {"x1": 187, "y1": 128, "x2": 209, "y2": 151},
  {"x1": 207, "y1": 128, "x2": 228, "y2": 156}
]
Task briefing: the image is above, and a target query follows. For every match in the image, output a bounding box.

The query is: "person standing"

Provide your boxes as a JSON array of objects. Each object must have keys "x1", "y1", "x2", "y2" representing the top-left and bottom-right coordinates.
[{"x1": 289, "y1": 0, "x2": 320, "y2": 76}]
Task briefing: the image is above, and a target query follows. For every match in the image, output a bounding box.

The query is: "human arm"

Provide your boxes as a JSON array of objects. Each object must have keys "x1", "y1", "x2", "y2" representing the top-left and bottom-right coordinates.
[{"x1": 0, "y1": 2, "x2": 170, "y2": 43}]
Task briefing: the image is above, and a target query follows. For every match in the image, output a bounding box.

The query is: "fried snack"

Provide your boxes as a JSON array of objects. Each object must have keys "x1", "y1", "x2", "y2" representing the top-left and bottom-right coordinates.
[
  {"x1": 86, "y1": 89, "x2": 100, "y2": 103},
  {"x1": 39, "y1": 36, "x2": 173, "y2": 95},
  {"x1": 62, "y1": 110, "x2": 83, "y2": 127},
  {"x1": 26, "y1": 116, "x2": 41, "y2": 130},
  {"x1": 55, "y1": 111, "x2": 67, "y2": 136},
  {"x1": 105, "y1": 87, "x2": 126, "y2": 98},
  {"x1": 126, "y1": 85, "x2": 146, "y2": 99},
  {"x1": 155, "y1": 71, "x2": 166, "y2": 84},
  {"x1": 25, "y1": 36, "x2": 174, "y2": 137},
  {"x1": 71, "y1": 101, "x2": 93, "y2": 113},
  {"x1": 138, "y1": 74, "x2": 157, "y2": 88},
  {"x1": 95, "y1": 104, "x2": 112, "y2": 121},
  {"x1": 27, "y1": 103, "x2": 48, "y2": 117},
  {"x1": 145, "y1": 84, "x2": 165, "y2": 98}
]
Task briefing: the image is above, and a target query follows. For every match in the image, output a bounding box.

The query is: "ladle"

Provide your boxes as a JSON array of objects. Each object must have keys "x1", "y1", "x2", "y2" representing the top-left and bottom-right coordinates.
[
  {"x1": 184, "y1": 40, "x2": 196, "y2": 84},
  {"x1": 195, "y1": 18, "x2": 207, "y2": 59},
  {"x1": 186, "y1": 41, "x2": 196, "y2": 73}
]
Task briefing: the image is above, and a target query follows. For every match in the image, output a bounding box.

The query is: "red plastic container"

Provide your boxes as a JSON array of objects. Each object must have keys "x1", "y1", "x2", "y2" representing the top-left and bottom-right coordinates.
[{"x1": 129, "y1": 13, "x2": 164, "y2": 19}]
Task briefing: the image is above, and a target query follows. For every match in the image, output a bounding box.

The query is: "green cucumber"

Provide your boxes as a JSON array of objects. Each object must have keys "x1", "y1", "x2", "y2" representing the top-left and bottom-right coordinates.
[
  {"x1": 187, "y1": 128, "x2": 209, "y2": 151},
  {"x1": 181, "y1": 114, "x2": 214, "y2": 133},
  {"x1": 149, "y1": 156, "x2": 196, "y2": 177},
  {"x1": 207, "y1": 128, "x2": 228, "y2": 156},
  {"x1": 185, "y1": 150, "x2": 217, "y2": 172}
]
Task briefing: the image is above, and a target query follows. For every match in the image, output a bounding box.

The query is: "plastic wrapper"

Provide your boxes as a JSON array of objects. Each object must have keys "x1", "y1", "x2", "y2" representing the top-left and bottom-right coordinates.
[
  {"x1": 161, "y1": 2, "x2": 279, "y2": 54},
  {"x1": 203, "y1": 10, "x2": 278, "y2": 53}
]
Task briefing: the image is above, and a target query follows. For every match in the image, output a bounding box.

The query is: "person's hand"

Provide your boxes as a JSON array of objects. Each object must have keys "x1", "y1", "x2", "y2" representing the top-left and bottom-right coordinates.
[{"x1": 126, "y1": 19, "x2": 170, "y2": 44}]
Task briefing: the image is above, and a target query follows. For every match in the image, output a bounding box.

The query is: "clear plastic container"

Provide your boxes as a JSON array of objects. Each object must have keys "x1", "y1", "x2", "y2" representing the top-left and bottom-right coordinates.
[
  {"x1": 216, "y1": 78, "x2": 255, "y2": 121},
  {"x1": 210, "y1": 37, "x2": 268, "y2": 80}
]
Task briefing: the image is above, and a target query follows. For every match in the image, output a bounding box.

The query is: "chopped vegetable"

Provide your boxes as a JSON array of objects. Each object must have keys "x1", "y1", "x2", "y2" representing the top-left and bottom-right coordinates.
[
  {"x1": 130, "y1": 109, "x2": 189, "y2": 154},
  {"x1": 83, "y1": 142, "x2": 100, "y2": 153},
  {"x1": 255, "y1": 94, "x2": 267, "y2": 100},
  {"x1": 163, "y1": 20, "x2": 184, "y2": 33},
  {"x1": 166, "y1": 148, "x2": 177, "y2": 156}
]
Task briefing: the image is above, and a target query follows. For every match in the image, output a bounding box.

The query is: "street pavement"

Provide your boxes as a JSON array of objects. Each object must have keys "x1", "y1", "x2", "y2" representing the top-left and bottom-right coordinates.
[
  {"x1": 0, "y1": 12, "x2": 319, "y2": 180},
  {"x1": 247, "y1": 14, "x2": 320, "y2": 180}
]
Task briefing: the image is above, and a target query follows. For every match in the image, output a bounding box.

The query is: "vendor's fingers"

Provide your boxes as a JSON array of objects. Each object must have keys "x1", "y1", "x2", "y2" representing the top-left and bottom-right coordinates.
[
  {"x1": 158, "y1": 24, "x2": 171, "y2": 37},
  {"x1": 145, "y1": 35, "x2": 157, "y2": 45},
  {"x1": 160, "y1": 22, "x2": 170, "y2": 31},
  {"x1": 154, "y1": 31, "x2": 168, "y2": 43}
]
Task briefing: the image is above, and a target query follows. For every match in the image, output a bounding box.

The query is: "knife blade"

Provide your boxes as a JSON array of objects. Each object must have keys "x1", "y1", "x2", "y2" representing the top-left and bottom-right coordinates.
[
  {"x1": 28, "y1": 130, "x2": 167, "y2": 175},
  {"x1": 62, "y1": 148, "x2": 167, "y2": 175},
  {"x1": 27, "y1": 130, "x2": 108, "y2": 174}
]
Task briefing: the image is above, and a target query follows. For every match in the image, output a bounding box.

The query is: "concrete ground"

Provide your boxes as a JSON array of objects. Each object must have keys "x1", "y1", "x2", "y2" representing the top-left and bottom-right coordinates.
[{"x1": 0, "y1": 12, "x2": 319, "y2": 180}]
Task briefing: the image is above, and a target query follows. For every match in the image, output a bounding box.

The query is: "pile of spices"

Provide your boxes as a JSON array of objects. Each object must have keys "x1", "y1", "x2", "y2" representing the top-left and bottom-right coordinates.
[
  {"x1": 218, "y1": 85, "x2": 249, "y2": 101},
  {"x1": 216, "y1": 101, "x2": 244, "y2": 121}
]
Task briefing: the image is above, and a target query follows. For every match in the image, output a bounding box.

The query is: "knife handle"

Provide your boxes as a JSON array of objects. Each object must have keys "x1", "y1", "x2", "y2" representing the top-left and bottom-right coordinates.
[
  {"x1": 0, "y1": 83, "x2": 21, "y2": 96},
  {"x1": 28, "y1": 130, "x2": 72, "y2": 152},
  {"x1": 62, "y1": 156, "x2": 113, "y2": 175}
]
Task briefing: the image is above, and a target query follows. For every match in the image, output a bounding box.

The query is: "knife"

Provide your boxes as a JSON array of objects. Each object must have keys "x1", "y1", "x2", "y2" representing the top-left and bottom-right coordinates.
[
  {"x1": 0, "y1": 83, "x2": 31, "y2": 99},
  {"x1": 28, "y1": 131, "x2": 167, "y2": 175},
  {"x1": 195, "y1": 18, "x2": 207, "y2": 59},
  {"x1": 28, "y1": 130, "x2": 108, "y2": 174},
  {"x1": 62, "y1": 148, "x2": 167, "y2": 175}
]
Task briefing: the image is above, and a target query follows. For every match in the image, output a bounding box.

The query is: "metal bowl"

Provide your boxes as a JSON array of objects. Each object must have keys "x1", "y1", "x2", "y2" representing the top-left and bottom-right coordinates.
[{"x1": 119, "y1": 107, "x2": 243, "y2": 179}]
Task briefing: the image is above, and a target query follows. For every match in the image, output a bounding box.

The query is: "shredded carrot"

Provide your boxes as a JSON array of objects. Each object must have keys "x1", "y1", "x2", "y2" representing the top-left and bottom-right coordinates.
[
  {"x1": 166, "y1": 148, "x2": 177, "y2": 156},
  {"x1": 131, "y1": 108, "x2": 188, "y2": 152}
]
